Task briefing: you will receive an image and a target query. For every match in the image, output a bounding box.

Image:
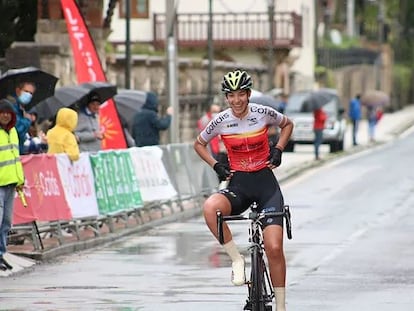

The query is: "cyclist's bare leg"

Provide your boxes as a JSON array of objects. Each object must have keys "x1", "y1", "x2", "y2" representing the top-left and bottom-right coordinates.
[
  {"x1": 203, "y1": 193, "x2": 232, "y2": 241},
  {"x1": 203, "y1": 192, "x2": 245, "y2": 285},
  {"x1": 263, "y1": 224, "x2": 286, "y2": 311}
]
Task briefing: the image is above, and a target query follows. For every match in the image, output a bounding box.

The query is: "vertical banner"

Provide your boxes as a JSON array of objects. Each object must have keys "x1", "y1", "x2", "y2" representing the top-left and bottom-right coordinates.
[{"x1": 60, "y1": 0, "x2": 126, "y2": 150}]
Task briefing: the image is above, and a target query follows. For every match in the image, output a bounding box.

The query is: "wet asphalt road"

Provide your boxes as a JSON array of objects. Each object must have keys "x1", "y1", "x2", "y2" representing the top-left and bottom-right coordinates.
[{"x1": 1, "y1": 131, "x2": 414, "y2": 311}]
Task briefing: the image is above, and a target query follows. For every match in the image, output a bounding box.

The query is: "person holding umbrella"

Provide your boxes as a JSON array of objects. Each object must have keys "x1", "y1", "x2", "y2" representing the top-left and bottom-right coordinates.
[
  {"x1": 6, "y1": 81, "x2": 37, "y2": 154},
  {"x1": 75, "y1": 93, "x2": 105, "y2": 152},
  {"x1": 0, "y1": 99, "x2": 25, "y2": 271}
]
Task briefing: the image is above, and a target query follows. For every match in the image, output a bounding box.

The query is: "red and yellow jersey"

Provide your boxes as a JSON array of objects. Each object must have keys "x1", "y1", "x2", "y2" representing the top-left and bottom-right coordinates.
[{"x1": 199, "y1": 103, "x2": 285, "y2": 172}]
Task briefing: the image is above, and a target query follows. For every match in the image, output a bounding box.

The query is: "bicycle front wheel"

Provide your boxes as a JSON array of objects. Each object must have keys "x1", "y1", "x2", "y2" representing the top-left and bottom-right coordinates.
[{"x1": 250, "y1": 248, "x2": 267, "y2": 311}]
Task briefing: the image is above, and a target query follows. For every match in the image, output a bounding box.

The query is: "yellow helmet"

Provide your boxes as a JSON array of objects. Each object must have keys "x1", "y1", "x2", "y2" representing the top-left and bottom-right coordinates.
[{"x1": 221, "y1": 70, "x2": 253, "y2": 93}]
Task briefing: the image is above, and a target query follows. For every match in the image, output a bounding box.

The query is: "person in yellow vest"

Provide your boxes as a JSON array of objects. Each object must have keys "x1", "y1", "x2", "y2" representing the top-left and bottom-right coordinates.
[
  {"x1": 47, "y1": 108, "x2": 80, "y2": 162},
  {"x1": 0, "y1": 98, "x2": 25, "y2": 271}
]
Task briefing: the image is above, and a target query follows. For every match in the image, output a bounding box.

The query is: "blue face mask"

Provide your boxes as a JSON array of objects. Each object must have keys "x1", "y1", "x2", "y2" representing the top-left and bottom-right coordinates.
[{"x1": 18, "y1": 91, "x2": 33, "y2": 105}]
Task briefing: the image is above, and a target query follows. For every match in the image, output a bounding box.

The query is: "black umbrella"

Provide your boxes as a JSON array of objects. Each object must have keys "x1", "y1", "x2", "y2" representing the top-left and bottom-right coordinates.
[
  {"x1": 34, "y1": 82, "x2": 118, "y2": 120},
  {"x1": 114, "y1": 89, "x2": 147, "y2": 131},
  {"x1": 250, "y1": 94, "x2": 281, "y2": 111},
  {"x1": 79, "y1": 81, "x2": 117, "y2": 104},
  {"x1": 0, "y1": 66, "x2": 58, "y2": 110},
  {"x1": 34, "y1": 85, "x2": 90, "y2": 120},
  {"x1": 303, "y1": 91, "x2": 335, "y2": 111}
]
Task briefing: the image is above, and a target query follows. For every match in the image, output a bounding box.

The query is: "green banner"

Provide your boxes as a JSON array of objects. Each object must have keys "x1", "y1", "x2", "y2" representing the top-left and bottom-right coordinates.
[{"x1": 89, "y1": 151, "x2": 143, "y2": 215}]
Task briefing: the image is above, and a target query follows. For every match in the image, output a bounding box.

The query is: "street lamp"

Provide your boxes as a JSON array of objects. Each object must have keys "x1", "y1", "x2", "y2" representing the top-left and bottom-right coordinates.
[{"x1": 267, "y1": 0, "x2": 275, "y2": 91}]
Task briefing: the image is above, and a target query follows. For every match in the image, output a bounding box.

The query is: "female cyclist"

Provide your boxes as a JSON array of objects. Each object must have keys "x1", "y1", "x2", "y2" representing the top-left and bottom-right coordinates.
[{"x1": 194, "y1": 69, "x2": 293, "y2": 311}]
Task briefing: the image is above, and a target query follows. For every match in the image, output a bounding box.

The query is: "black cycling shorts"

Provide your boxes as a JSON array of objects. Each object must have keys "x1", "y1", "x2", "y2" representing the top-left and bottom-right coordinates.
[{"x1": 219, "y1": 167, "x2": 284, "y2": 228}]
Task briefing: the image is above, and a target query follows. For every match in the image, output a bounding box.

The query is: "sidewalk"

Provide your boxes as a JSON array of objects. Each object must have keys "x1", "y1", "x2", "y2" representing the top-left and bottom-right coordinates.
[{"x1": 2, "y1": 105, "x2": 414, "y2": 277}]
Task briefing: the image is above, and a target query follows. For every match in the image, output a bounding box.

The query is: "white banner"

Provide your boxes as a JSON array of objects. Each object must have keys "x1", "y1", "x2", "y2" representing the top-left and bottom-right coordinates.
[
  {"x1": 129, "y1": 146, "x2": 177, "y2": 202},
  {"x1": 55, "y1": 153, "x2": 100, "y2": 218}
]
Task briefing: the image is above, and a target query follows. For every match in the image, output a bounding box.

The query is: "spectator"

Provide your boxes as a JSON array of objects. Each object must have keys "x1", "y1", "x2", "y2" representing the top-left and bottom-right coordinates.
[
  {"x1": 132, "y1": 92, "x2": 173, "y2": 147},
  {"x1": 313, "y1": 107, "x2": 327, "y2": 160},
  {"x1": 6, "y1": 81, "x2": 36, "y2": 154},
  {"x1": 23, "y1": 121, "x2": 48, "y2": 154},
  {"x1": 197, "y1": 104, "x2": 224, "y2": 160},
  {"x1": 367, "y1": 105, "x2": 383, "y2": 142},
  {"x1": 47, "y1": 108, "x2": 80, "y2": 162},
  {"x1": 348, "y1": 94, "x2": 361, "y2": 146},
  {"x1": 74, "y1": 93, "x2": 105, "y2": 152},
  {"x1": 0, "y1": 99, "x2": 25, "y2": 271}
]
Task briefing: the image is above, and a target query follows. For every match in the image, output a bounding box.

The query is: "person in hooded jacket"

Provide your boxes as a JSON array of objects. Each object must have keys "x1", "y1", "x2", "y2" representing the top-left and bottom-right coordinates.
[
  {"x1": 46, "y1": 108, "x2": 80, "y2": 162},
  {"x1": 132, "y1": 92, "x2": 173, "y2": 147},
  {"x1": 0, "y1": 98, "x2": 25, "y2": 271}
]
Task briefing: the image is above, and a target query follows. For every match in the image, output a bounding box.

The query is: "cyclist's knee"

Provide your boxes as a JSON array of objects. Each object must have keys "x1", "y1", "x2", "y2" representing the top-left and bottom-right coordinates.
[
  {"x1": 203, "y1": 193, "x2": 231, "y2": 217},
  {"x1": 265, "y1": 242, "x2": 284, "y2": 262}
]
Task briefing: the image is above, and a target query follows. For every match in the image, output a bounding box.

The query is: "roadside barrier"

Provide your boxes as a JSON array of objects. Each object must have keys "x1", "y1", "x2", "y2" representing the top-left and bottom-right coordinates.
[{"x1": 8, "y1": 143, "x2": 219, "y2": 252}]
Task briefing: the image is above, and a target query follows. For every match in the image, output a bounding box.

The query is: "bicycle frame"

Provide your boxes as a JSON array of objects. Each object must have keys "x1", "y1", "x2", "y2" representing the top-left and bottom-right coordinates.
[{"x1": 217, "y1": 203, "x2": 292, "y2": 311}]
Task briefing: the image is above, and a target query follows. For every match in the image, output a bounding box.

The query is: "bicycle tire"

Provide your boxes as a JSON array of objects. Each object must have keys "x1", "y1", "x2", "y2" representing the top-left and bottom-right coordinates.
[
  {"x1": 285, "y1": 205, "x2": 292, "y2": 240},
  {"x1": 250, "y1": 247, "x2": 266, "y2": 311}
]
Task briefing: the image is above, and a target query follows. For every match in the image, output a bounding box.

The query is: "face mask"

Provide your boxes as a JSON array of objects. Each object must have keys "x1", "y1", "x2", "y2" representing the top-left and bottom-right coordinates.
[{"x1": 18, "y1": 91, "x2": 33, "y2": 105}]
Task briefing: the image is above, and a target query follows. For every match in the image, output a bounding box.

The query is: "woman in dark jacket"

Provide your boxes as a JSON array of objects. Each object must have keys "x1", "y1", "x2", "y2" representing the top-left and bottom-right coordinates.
[{"x1": 132, "y1": 92, "x2": 173, "y2": 147}]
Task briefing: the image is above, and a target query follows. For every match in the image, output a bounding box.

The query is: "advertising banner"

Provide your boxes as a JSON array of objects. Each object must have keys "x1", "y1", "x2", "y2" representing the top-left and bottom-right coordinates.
[
  {"x1": 89, "y1": 151, "x2": 143, "y2": 214},
  {"x1": 129, "y1": 147, "x2": 177, "y2": 202},
  {"x1": 13, "y1": 154, "x2": 72, "y2": 225},
  {"x1": 55, "y1": 153, "x2": 99, "y2": 218}
]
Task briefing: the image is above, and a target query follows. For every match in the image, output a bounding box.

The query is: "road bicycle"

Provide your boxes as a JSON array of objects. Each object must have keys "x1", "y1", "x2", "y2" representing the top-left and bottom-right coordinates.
[{"x1": 217, "y1": 203, "x2": 292, "y2": 311}]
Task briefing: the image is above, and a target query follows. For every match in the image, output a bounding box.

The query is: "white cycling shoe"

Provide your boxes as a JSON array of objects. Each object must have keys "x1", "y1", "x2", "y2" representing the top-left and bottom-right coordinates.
[{"x1": 231, "y1": 255, "x2": 246, "y2": 286}]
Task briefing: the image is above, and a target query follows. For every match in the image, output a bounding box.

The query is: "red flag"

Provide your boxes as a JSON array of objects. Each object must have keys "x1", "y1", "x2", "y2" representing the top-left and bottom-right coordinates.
[{"x1": 61, "y1": 0, "x2": 126, "y2": 149}]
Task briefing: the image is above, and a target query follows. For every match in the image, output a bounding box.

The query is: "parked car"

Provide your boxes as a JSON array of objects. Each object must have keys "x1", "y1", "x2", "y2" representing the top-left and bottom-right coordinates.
[{"x1": 284, "y1": 89, "x2": 346, "y2": 153}]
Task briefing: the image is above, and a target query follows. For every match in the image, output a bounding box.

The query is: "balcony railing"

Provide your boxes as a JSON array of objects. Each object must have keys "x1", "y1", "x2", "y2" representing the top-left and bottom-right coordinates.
[{"x1": 153, "y1": 12, "x2": 302, "y2": 50}]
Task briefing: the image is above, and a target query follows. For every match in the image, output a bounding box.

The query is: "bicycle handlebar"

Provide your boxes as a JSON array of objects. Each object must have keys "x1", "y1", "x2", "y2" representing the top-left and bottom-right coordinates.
[{"x1": 217, "y1": 205, "x2": 292, "y2": 244}]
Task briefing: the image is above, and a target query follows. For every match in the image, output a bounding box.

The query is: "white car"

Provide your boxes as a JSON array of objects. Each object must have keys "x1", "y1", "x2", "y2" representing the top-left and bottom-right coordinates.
[{"x1": 284, "y1": 89, "x2": 347, "y2": 153}]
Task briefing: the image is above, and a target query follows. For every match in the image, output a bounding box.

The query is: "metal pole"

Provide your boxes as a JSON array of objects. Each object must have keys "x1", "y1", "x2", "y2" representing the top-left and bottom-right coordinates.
[
  {"x1": 166, "y1": 0, "x2": 179, "y2": 143},
  {"x1": 267, "y1": 0, "x2": 275, "y2": 91},
  {"x1": 207, "y1": 0, "x2": 214, "y2": 109},
  {"x1": 125, "y1": 0, "x2": 131, "y2": 89},
  {"x1": 346, "y1": 0, "x2": 355, "y2": 37}
]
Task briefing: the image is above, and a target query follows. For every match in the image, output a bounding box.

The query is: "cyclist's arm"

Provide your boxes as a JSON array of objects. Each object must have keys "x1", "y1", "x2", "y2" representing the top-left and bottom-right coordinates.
[
  {"x1": 194, "y1": 135, "x2": 218, "y2": 168},
  {"x1": 275, "y1": 116, "x2": 294, "y2": 150}
]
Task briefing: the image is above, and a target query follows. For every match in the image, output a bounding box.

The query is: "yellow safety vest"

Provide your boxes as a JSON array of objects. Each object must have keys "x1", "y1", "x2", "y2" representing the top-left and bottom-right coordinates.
[{"x1": 0, "y1": 127, "x2": 24, "y2": 186}]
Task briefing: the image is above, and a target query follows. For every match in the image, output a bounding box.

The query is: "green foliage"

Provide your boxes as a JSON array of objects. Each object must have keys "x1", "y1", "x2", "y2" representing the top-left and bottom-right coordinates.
[
  {"x1": 314, "y1": 66, "x2": 336, "y2": 88},
  {"x1": 393, "y1": 64, "x2": 411, "y2": 92},
  {"x1": 320, "y1": 35, "x2": 361, "y2": 49}
]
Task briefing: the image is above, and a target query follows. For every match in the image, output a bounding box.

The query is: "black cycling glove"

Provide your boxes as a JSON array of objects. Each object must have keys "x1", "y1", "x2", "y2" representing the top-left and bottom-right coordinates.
[
  {"x1": 269, "y1": 146, "x2": 283, "y2": 167},
  {"x1": 213, "y1": 162, "x2": 231, "y2": 181}
]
